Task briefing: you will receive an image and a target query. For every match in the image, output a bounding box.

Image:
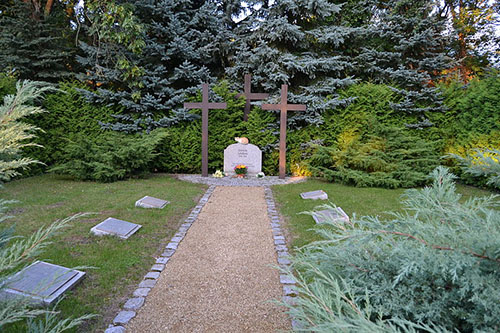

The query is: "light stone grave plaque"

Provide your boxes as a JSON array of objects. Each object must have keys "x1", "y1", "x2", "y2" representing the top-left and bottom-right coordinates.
[
  {"x1": 135, "y1": 196, "x2": 169, "y2": 209},
  {"x1": 312, "y1": 208, "x2": 349, "y2": 224},
  {"x1": 91, "y1": 217, "x2": 141, "y2": 239},
  {"x1": 300, "y1": 190, "x2": 328, "y2": 200},
  {"x1": 224, "y1": 143, "x2": 262, "y2": 175},
  {"x1": 0, "y1": 261, "x2": 85, "y2": 306}
]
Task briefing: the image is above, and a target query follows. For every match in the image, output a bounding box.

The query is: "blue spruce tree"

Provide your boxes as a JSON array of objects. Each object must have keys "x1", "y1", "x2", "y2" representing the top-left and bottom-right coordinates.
[
  {"x1": 79, "y1": 0, "x2": 236, "y2": 132},
  {"x1": 356, "y1": 0, "x2": 451, "y2": 126},
  {"x1": 227, "y1": 0, "x2": 366, "y2": 126}
]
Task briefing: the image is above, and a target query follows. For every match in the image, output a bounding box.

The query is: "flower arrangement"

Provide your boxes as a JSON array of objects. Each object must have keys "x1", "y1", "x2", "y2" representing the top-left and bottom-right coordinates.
[
  {"x1": 234, "y1": 164, "x2": 247, "y2": 176},
  {"x1": 256, "y1": 172, "x2": 265, "y2": 178},
  {"x1": 213, "y1": 170, "x2": 224, "y2": 178}
]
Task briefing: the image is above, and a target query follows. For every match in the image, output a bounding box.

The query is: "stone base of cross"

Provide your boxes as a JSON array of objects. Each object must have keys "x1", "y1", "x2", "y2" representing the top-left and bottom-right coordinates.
[{"x1": 262, "y1": 85, "x2": 306, "y2": 179}]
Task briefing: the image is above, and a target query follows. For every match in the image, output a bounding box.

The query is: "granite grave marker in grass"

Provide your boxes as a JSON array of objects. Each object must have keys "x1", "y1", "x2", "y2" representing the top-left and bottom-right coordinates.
[
  {"x1": 300, "y1": 190, "x2": 328, "y2": 200},
  {"x1": 135, "y1": 196, "x2": 169, "y2": 209},
  {"x1": 0, "y1": 261, "x2": 85, "y2": 306},
  {"x1": 312, "y1": 208, "x2": 350, "y2": 224},
  {"x1": 91, "y1": 217, "x2": 142, "y2": 239}
]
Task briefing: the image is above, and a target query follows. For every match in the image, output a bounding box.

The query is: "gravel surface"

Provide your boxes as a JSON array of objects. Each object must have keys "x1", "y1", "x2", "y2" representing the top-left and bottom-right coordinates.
[
  {"x1": 126, "y1": 186, "x2": 290, "y2": 332},
  {"x1": 175, "y1": 174, "x2": 306, "y2": 187}
]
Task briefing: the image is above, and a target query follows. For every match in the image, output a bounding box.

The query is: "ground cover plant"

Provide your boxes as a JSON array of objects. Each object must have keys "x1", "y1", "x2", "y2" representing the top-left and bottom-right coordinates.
[
  {"x1": 1, "y1": 174, "x2": 206, "y2": 331},
  {"x1": 279, "y1": 168, "x2": 500, "y2": 332}
]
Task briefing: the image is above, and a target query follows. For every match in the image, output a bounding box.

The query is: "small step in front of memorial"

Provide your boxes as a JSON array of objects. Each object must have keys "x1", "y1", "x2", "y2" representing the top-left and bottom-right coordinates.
[{"x1": 0, "y1": 261, "x2": 85, "y2": 306}]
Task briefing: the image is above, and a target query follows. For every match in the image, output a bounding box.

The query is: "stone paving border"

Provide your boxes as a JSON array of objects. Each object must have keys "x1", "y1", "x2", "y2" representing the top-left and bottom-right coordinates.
[
  {"x1": 176, "y1": 174, "x2": 306, "y2": 187},
  {"x1": 264, "y1": 186, "x2": 299, "y2": 330},
  {"x1": 105, "y1": 185, "x2": 216, "y2": 333}
]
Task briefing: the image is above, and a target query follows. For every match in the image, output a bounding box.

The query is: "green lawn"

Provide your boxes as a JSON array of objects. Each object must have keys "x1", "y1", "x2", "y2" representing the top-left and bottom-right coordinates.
[
  {"x1": 1, "y1": 174, "x2": 207, "y2": 332},
  {"x1": 272, "y1": 179, "x2": 496, "y2": 248}
]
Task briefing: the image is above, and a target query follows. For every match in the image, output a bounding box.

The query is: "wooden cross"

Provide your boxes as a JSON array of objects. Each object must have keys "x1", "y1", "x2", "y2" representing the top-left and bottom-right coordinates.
[
  {"x1": 236, "y1": 74, "x2": 269, "y2": 121},
  {"x1": 184, "y1": 84, "x2": 227, "y2": 177},
  {"x1": 262, "y1": 85, "x2": 306, "y2": 179}
]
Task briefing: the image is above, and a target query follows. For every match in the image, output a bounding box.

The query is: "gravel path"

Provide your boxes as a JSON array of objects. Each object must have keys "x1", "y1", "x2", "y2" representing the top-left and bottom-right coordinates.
[
  {"x1": 126, "y1": 186, "x2": 290, "y2": 332},
  {"x1": 175, "y1": 174, "x2": 306, "y2": 187}
]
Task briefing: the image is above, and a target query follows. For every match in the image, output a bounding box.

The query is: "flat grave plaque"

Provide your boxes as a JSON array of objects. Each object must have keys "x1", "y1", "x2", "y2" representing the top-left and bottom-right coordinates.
[
  {"x1": 91, "y1": 217, "x2": 142, "y2": 239},
  {"x1": 312, "y1": 208, "x2": 350, "y2": 224},
  {"x1": 135, "y1": 196, "x2": 169, "y2": 209},
  {"x1": 300, "y1": 190, "x2": 328, "y2": 200},
  {"x1": 0, "y1": 261, "x2": 85, "y2": 306}
]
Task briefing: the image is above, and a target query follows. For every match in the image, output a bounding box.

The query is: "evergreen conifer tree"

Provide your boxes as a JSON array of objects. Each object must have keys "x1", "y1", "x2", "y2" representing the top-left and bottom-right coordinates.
[
  {"x1": 227, "y1": 0, "x2": 369, "y2": 126},
  {"x1": 229, "y1": 0, "x2": 451, "y2": 127},
  {"x1": 356, "y1": 0, "x2": 451, "y2": 126},
  {"x1": 79, "y1": 0, "x2": 235, "y2": 132},
  {"x1": 0, "y1": 1, "x2": 76, "y2": 82}
]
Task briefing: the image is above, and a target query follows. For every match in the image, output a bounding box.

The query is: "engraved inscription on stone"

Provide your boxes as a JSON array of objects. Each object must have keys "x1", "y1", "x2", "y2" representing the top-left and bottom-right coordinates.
[
  {"x1": 312, "y1": 208, "x2": 350, "y2": 224},
  {"x1": 0, "y1": 261, "x2": 85, "y2": 305},
  {"x1": 300, "y1": 190, "x2": 328, "y2": 200},
  {"x1": 91, "y1": 217, "x2": 142, "y2": 239},
  {"x1": 135, "y1": 196, "x2": 169, "y2": 209},
  {"x1": 224, "y1": 143, "x2": 262, "y2": 175}
]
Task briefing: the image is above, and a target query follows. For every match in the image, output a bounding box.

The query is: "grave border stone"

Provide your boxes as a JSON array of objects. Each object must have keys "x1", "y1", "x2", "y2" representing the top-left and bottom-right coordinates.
[{"x1": 0, "y1": 261, "x2": 85, "y2": 306}]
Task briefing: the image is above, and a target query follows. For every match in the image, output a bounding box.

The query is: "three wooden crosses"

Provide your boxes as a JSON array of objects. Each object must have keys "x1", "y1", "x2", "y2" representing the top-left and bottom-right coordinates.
[{"x1": 184, "y1": 75, "x2": 306, "y2": 179}]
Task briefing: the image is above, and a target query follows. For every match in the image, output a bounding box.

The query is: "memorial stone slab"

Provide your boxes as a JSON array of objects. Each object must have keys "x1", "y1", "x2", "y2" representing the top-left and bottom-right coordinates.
[
  {"x1": 224, "y1": 143, "x2": 262, "y2": 175},
  {"x1": 300, "y1": 190, "x2": 328, "y2": 200},
  {"x1": 312, "y1": 208, "x2": 350, "y2": 224},
  {"x1": 135, "y1": 196, "x2": 169, "y2": 209},
  {"x1": 91, "y1": 218, "x2": 141, "y2": 240},
  {"x1": 0, "y1": 261, "x2": 85, "y2": 306}
]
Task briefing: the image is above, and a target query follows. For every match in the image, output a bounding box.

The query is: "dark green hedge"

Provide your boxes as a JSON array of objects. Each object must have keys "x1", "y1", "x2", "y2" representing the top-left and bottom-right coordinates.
[{"x1": 21, "y1": 74, "x2": 500, "y2": 187}]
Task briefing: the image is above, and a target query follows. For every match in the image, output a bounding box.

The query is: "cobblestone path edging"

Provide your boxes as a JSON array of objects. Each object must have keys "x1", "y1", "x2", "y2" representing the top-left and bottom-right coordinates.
[
  {"x1": 105, "y1": 186, "x2": 216, "y2": 333},
  {"x1": 264, "y1": 186, "x2": 299, "y2": 329}
]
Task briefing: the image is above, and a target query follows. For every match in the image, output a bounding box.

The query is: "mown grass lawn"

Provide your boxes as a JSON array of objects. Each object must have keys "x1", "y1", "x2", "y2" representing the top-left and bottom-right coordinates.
[
  {"x1": 1, "y1": 174, "x2": 207, "y2": 332},
  {"x1": 273, "y1": 179, "x2": 495, "y2": 248}
]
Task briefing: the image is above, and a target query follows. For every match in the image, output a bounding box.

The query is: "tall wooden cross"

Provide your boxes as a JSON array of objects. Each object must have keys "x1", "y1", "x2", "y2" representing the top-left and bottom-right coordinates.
[
  {"x1": 184, "y1": 84, "x2": 227, "y2": 177},
  {"x1": 236, "y1": 74, "x2": 269, "y2": 121},
  {"x1": 262, "y1": 85, "x2": 306, "y2": 179}
]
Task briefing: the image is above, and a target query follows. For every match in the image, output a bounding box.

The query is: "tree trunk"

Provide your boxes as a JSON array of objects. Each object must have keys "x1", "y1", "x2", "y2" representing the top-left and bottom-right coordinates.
[{"x1": 44, "y1": 0, "x2": 54, "y2": 18}]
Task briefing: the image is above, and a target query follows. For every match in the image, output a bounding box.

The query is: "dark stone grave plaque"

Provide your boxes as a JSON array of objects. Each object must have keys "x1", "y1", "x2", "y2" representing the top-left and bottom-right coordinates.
[
  {"x1": 312, "y1": 208, "x2": 350, "y2": 224},
  {"x1": 300, "y1": 190, "x2": 328, "y2": 200},
  {"x1": 0, "y1": 261, "x2": 85, "y2": 306},
  {"x1": 91, "y1": 217, "x2": 142, "y2": 239},
  {"x1": 135, "y1": 196, "x2": 169, "y2": 209}
]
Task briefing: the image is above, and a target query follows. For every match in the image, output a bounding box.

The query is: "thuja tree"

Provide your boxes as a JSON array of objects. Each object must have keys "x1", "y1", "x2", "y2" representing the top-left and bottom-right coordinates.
[
  {"x1": 0, "y1": 81, "x2": 93, "y2": 331},
  {"x1": 0, "y1": 1, "x2": 76, "y2": 81},
  {"x1": 285, "y1": 167, "x2": 500, "y2": 332},
  {"x1": 79, "y1": 0, "x2": 235, "y2": 132},
  {"x1": 357, "y1": 0, "x2": 451, "y2": 126},
  {"x1": 227, "y1": 0, "x2": 369, "y2": 125}
]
